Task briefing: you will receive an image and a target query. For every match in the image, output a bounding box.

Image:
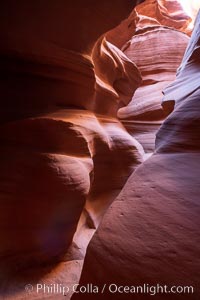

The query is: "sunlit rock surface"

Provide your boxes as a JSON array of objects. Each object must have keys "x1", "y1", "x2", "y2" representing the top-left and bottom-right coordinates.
[
  {"x1": 116, "y1": 0, "x2": 190, "y2": 153},
  {"x1": 157, "y1": 10, "x2": 200, "y2": 152},
  {"x1": 1, "y1": 1, "x2": 199, "y2": 300},
  {"x1": 119, "y1": 28, "x2": 189, "y2": 121},
  {"x1": 74, "y1": 10, "x2": 200, "y2": 300},
  {"x1": 92, "y1": 37, "x2": 142, "y2": 116},
  {"x1": 135, "y1": 0, "x2": 193, "y2": 34}
]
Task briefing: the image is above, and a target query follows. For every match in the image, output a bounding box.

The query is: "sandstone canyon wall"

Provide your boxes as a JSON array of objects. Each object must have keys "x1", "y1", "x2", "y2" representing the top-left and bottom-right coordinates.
[
  {"x1": 0, "y1": 1, "x2": 144, "y2": 298},
  {"x1": 74, "y1": 7, "x2": 200, "y2": 300},
  {"x1": 0, "y1": 1, "x2": 199, "y2": 300}
]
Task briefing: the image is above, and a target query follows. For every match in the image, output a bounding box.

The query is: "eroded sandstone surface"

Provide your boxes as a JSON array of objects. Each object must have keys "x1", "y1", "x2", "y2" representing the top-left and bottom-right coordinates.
[
  {"x1": 74, "y1": 8, "x2": 200, "y2": 300},
  {"x1": 0, "y1": 1, "x2": 199, "y2": 300}
]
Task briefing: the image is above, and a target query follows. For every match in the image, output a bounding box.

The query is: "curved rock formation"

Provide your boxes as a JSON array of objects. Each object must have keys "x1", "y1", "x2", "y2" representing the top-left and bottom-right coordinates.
[
  {"x1": 157, "y1": 10, "x2": 200, "y2": 152},
  {"x1": 0, "y1": 0, "x2": 144, "y2": 293},
  {"x1": 135, "y1": 0, "x2": 193, "y2": 35},
  {"x1": 92, "y1": 37, "x2": 142, "y2": 115},
  {"x1": 119, "y1": 27, "x2": 189, "y2": 121},
  {"x1": 73, "y1": 153, "x2": 200, "y2": 300},
  {"x1": 115, "y1": 0, "x2": 190, "y2": 153},
  {"x1": 0, "y1": 108, "x2": 144, "y2": 275},
  {"x1": 120, "y1": 0, "x2": 191, "y2": 121},
  {"x1": 74, "y1": 10, "x2": 200, "y2": 300},
  {"x1": 105, "y1": 0, "x2": 192, "y2": 50},
  {"x1": 1, "y1": 1, "x2": 199, "y2": 300},
  {"x1": 0, "y1": 0, "x2": 143, "y2": 123}
]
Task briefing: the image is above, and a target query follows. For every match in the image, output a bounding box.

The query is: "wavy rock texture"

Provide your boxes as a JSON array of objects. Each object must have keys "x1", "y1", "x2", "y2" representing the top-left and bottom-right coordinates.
[
  {"x1": 74, "y1": 10, "x2": 200, "y2": 300},
  {"x1": 105, "y1": 0, "x2": 193, "y2": 50},
  {"x1": 0, "y1": 111, "x2": 144, "y2": 299},
  {"x1": 0, "y1": 1, "x2": 144, "y2": 298},
  {"x1": 92, "y1": 38, "x2": 142, "y2": 115},
  {"x1": 116, "y1": 0, "x2": 190, "y2": 153},
  {"x1": 119, "y1": 28, "x2": 189, "y2": 121},
  {"x1": 0, "y1": 109, "x2": 144, "y2": 271},
  {"x1": 0, "y1": 0, "x2": 143, "y2": 123},
  {"x1": 74, "y1": 154, "x2": 200, "y2": 300},
  {"x1": 1, "y1": 1, "x2": 199, "y2": 300},
  {"x1": 0, "y1": 39, "x2": 142, "y2": 122},
  {"x1": 157, "y1": 10, "x2": 200, "y2": 152},
  {"x1": 135, "y1": 0, "x2": 193, "y2": 34},
  {"x1": 105, "y1": 9, "x2": 139, "y2": 49}
]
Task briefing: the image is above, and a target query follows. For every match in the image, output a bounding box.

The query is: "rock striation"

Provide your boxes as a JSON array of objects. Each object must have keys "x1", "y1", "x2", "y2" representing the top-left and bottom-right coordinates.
[
  {"x1": 135, "y1": 0, "x2": 193, "y2": 35},
  {"x1": 74, "y1": 9, "x2": 200, "y2": 300},
  {"x1": 92, "y1": 37, "x2": 142, "y2": 115},
  {"x1": 119, "y1": 27, "x2": 189, "y2": 121},
  {"x1": 115, "y1": 0, "x2": 190, "y2": 153},
  {"x1": 157, "y1": 10, "x2": 200, "y2": 152},
  {"x1": 1, "y1": 1, "x2": 199, "y2": 300},
  {"x1": 0, "y1": 0, "x2": 144, "y2": 294}
]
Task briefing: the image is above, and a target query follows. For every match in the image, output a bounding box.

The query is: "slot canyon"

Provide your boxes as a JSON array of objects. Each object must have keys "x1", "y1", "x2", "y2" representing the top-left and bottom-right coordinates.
[{"x1": 0, "y1": 0, "x2": 200, "y2": 299}]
